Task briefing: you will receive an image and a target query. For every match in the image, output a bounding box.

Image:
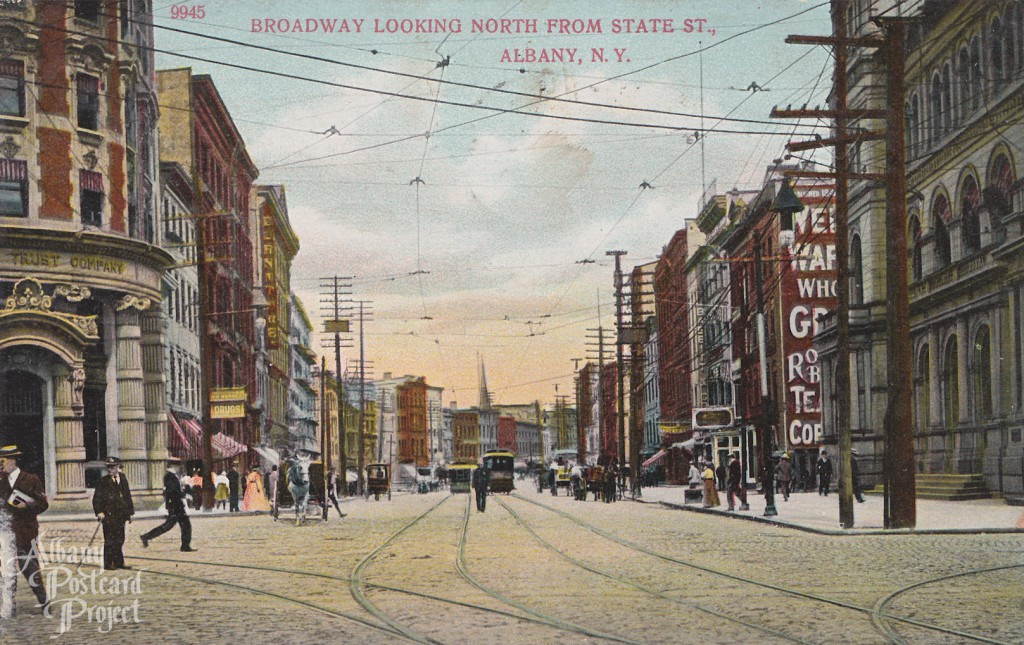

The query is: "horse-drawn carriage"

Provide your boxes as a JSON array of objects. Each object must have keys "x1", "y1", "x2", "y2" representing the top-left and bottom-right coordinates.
[
  {"x1": 275, "y1": 458, "x2": 328, "y2": 524},
  {"x1": 366, "y1": 463, "x2": 391, "y2": 500}
]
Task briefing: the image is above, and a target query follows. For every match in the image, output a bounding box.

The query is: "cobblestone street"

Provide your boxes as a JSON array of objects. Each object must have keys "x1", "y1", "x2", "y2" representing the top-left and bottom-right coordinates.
[{"x1": 3, "y1": 488, "x2": 1022, "y2": 644}]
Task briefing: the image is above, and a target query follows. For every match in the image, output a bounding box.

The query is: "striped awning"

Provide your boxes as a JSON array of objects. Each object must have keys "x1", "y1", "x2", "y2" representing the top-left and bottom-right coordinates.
[
  {"x1": 80, "y1": 169, "x2": 103, "y2": 192},
  {"x1": 182, "y1": 418, "x2": 203, "y2": 438},
  {"x1": 167, "y1": 412, "x2": 190, "y2": 448},
  {"x1": 0, "y1": 159, "x2": 26, "y2": 182},
  {"x1": 211, "y1": 433, "x2": 247, "y2": 459},
  {"x1": 642, "y1": 450, "x2": 667, "y2": 467}
]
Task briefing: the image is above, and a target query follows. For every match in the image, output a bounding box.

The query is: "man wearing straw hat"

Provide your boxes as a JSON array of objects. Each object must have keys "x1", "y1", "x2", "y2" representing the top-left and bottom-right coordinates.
[
  {"x1": 140, "y1": 457, "x2": 196, "y2": 552},
  {"x1": 92, "y1": 456, "x2": 135, "y2": 571},
  {"x1": 0, "y1": 445, "x2": 49, "y2": 617}
]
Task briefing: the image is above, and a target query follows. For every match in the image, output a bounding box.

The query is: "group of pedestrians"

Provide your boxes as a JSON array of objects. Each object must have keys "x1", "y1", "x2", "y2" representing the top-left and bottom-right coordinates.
[{"x1": 690, "y1": 451, "x2": 749, "y2": 511}]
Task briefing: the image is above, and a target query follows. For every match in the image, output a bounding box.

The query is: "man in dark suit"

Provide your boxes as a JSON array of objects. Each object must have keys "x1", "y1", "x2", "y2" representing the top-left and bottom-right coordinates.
[
  {"x1": 92, "y1": 456, "x2": 134, "y2": 571},
  {"x1": 227, "y1": 463, "x2": 240, "y2": 512},
  {"x1": 140, "y1": 458, "x2": 195, "y2": 552},
  {"x1": 472, "y1": 462, "x2": 489, "y2": 512},
  {"x1": 0, "y1": 445, "x2": 49, "y2": 617}
]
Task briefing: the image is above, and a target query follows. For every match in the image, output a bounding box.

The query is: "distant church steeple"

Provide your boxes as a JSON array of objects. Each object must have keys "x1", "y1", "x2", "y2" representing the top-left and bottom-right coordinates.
[{"x1": 478, "y1": 354, "x2": 492, "y2": 409}]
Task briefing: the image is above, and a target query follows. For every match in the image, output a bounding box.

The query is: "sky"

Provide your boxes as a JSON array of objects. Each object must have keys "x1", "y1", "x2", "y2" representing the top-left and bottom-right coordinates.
[{"x1": 151, "y1": 0, "x2": 835, "y2": 406}]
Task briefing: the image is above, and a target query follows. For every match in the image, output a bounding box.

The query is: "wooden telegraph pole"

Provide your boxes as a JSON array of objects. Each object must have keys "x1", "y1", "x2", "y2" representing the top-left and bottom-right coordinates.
[{"x1": 775, "y1": 2, "x2": 915, "y2": 528}]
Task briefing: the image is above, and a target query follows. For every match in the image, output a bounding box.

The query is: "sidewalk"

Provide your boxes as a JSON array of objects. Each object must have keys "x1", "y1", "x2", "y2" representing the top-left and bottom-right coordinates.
[
  {"x1": 39, "y1": 495, "x2": 361, "y2": 523},
  {"x1": 633, "y1": 485, "x2": 1024, "y2": 535}
]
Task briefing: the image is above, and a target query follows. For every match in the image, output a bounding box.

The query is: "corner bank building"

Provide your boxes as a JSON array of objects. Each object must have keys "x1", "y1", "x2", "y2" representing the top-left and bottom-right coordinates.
[{"x1": 0, "y1": 1, "x2": 171, "y2": 508}]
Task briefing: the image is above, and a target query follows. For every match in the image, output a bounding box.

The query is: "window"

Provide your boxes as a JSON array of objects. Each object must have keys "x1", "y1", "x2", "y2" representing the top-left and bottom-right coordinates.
[
  {"x1": 942, "y1": 336, "x2": 959, "y2": 429},
  {"x1": 915, "y1": 346, "x2": 930, "y2": 431},
  {"x1": 850, "y1": 234, "x2": 864, "y2": 304},
  {"x1": 80, "y1": 170, "x2": 104, "y2": 226},
  {"x1": 909, "y1": 214, "x2": 923, "y2": 281},
  {"x1": 970, "y1": 38, "x2": 982, "y2": 111},
  {"x1": 0, "y1": 60, "x2": 25, "y2": 117},
  {"x1": 960, "y1": 175, "x2": 981, "y2": 255},
  {"x1": 991, "y1": 19, "x2": 1005, "y2": 88},
  {"x1": 974, "y1": 325, "x2": 992, "y2": 421},
  {"x1": 932, "y1": 194, "x2": 952, "y2": 269},
  {"x1": 941, "y1": 64, "x2": 953, "y2": 134},
  {"x1": 75, "y1": 0, "x2": 102, "y2": 23},
  {"x1": 930, "y1": 74, "x2": 942, "y2": 147},
  {"x1": 0, "y1": 160, "x2": 28, "y2": 217},
  {"x1": 76, "y1": 74, "x2": 99, "y2": 130},
  {"x1": 957, "y1": 49, "x2": 970, "y2": 124}
]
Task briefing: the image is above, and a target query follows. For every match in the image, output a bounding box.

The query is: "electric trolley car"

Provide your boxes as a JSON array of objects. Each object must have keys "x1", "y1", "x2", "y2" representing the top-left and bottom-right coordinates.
[
  {"x1": 448, "y1": 463, "x2": 475, "y2": 494},
  {"x1": 483, "y1": 450, "x2": 515, "y2": 494}
]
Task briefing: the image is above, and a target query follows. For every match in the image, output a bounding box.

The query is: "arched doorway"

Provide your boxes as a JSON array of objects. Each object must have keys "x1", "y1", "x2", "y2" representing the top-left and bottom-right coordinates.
[{"x1": 0, "y1": 369, "x2": 46, "y2": 488}]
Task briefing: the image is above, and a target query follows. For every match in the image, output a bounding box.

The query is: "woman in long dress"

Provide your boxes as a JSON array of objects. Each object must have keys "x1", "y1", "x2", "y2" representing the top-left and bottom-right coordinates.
[{"x1": 242, "y1": 468, "x2": 271, "y2": 512}]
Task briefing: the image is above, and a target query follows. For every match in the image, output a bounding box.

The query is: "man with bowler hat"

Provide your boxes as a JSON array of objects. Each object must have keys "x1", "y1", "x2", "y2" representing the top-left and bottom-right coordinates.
[
  {"x1": 92, "y1": 456, "x2": 135, "y2": 570},
  {"x1": 141, "y1": 457, "x2": 196, "y2": 552},
  {"x1": 0, "y1": 445, "x2": 48, "y2": 617}
]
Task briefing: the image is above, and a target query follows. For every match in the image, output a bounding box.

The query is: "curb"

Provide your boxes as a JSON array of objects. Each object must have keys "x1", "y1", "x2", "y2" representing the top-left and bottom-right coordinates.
[{"x1": 649, "y1": 498, "x2": 1024, "y2": 535}]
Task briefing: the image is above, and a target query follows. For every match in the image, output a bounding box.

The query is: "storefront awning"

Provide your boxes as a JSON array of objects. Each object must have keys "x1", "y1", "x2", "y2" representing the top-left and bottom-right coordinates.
[
  {"x1": 182, "y1": 417, "x2": 203, "y2": 439},
  {"x1": 642, "y1": 450, "x2": 667, "y2": 467},
  {"x1": 211, "y1": 433, "x2": 247, "y2": 459},
  {"x1": 168, "y1": 412, "x2": 190, "y2": 449},
  {"x1": 671, "y1": 438, "x2": 697, "y2": 452},
  {"x1": 253, "y1": 445, "x2": 281, "y2": 466}
]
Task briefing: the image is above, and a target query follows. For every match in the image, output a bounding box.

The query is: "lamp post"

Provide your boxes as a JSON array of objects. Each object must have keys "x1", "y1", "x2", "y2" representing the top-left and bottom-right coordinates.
[{"x1": 762, "y1": 178, "x2": 805, "y2": 518}]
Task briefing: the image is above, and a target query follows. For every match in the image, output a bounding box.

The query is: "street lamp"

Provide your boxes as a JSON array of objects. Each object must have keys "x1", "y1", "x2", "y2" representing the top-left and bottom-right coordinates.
[{"x1": 761, "y1": 178, "x2": 805, "y2": 518}]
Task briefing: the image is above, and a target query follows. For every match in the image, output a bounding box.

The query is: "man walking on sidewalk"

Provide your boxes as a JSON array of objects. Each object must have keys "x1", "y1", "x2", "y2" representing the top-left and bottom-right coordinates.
[
  {"x1": 727, "y1": 452, "x2": 749, "y2": 511},
  {"x1": 817, "y1": 451, "x2": 834, "y2": 496},
  {"x1": 140, "y1": 458, "x2": 196, "y2": 552},
  {"x1": 777, "y1": 453, "x2": 793, "y2": 501}
]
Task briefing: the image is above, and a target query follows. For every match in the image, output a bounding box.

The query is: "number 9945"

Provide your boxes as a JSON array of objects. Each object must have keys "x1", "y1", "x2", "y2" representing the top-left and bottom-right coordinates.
[{"x1": 171, "y1": 4, "x2": 205, "y2": 20}]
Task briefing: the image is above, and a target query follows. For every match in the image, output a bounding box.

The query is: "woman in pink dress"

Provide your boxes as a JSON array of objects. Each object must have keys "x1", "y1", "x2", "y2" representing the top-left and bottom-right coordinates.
[{"x1": 242, "y1": 467, "x2": 271, "y2": 512}]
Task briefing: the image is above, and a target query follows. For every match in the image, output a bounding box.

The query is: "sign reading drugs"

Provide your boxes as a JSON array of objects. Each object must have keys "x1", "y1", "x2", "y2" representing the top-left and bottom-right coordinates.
[
  {"x1": 781, "y1": 188, "x2": 837, "y2": 448},
  {"x1": 211, "y1": 402, "x2": 246, "y2": 419}
]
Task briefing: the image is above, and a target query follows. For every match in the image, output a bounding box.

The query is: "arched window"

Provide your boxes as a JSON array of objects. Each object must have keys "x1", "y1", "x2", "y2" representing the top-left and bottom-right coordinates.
[
  {"x1": 930, "y1": 73, "x2": 943, "y2": 147},
  {"x1": 960, "y1": 174, "x2": 981, "y2": 254},
  {"x1": 933, "y1": 194, "x2": 952, "y2": 268},
  {"x1": 985, "y1": 153, "x2": 1015, "y2": 229},
  {"x1": 941, "y1": 63, "x2": 953, "y2": 133},
  {"x1": 992, "y1": 18, "x2": 1005, "y2": 89},
  {"x1": 915, "y1": 345, "x2": 930, "y2": 431},
  {"x1": 909, "y1": 214, "x2": 923, "y2": 281},
  {"x1": 1004, "y1": 7, "x2": 1017, "y2": 74},
  {"x1": 942, "y1": 336, "x2": 959, "y2": 429},
  {"x1": 910, "y1": 94, "x2": 921, "y2": 158},
  {"x1": 973, "y1": 325, "x2": 992, "y2": 421},
  {"x1": 971, "y1": 37, "x2": 983, "y2": 110},
  {"x1": 957, "y1": 48, "x2": 971, "y2": 123},
  {"x1": 850, "y1": 234, "x2": 864, "y2": 304}
]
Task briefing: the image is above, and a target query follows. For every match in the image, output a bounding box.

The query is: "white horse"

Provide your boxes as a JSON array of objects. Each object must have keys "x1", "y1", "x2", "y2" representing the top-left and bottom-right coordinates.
[{"x1": 287, "y1": 457, "x2": 311, "y2": 526}]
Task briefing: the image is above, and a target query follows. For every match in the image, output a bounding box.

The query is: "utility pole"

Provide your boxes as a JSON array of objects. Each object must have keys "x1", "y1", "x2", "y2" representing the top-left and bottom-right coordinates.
[
  {"x1": 585, "y1": 325, "x2": 614, "y2": 466},
  {"x1": 879, "y1": 16, "x2": 915, "y2": 529},
  {"x1": 607, "y1": 250, "x2": 627, "y2": 479},
  {"x1": 535, "y1": 399, "x2": 544, "y2": 467},
  {"x1": 320, "y1": 276, "x2": 352, "y2": 495},
  {"x1": 572, "y1": 357, "x2": 584, "y2": 465},
  {"x1": 355, "y1": 300, "x2": 373, "y2": 497},
  {"x1": 773, "y1": 0, "x2": 890, "y2": 528},
  {"x1": 753, "y1": 236, "x2": 777, "y2": 517},
  {"x1": 320, "y1": 356, "x2": 329, "y2": 520},
  {"x1": 195, "y1": 205, "x2": 215, "y2": 511}
]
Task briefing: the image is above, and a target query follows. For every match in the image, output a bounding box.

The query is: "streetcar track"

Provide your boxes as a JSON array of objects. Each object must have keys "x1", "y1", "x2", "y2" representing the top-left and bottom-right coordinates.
[
  {"x1": 349, "y1": 494, "x2": 450, "y2": 644},
  {"x1": 514, "y1": 493, "x2": 1014, "y2": 645},
  {"x1": 493, "y1": 495, "x2": 814, "y2": 644},
  {"x1": 455, "y1": 493, "x2": 643, "y2": 644},
  {"x1": 53, "y1": 558, "x2": 415, "y2": 642},
  {"x1": 127, "y1": 551, "x2": 640, "y2": 634},
  {"x1": 869, "y1": 563, "x2": 1024, "y2": 645}
]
